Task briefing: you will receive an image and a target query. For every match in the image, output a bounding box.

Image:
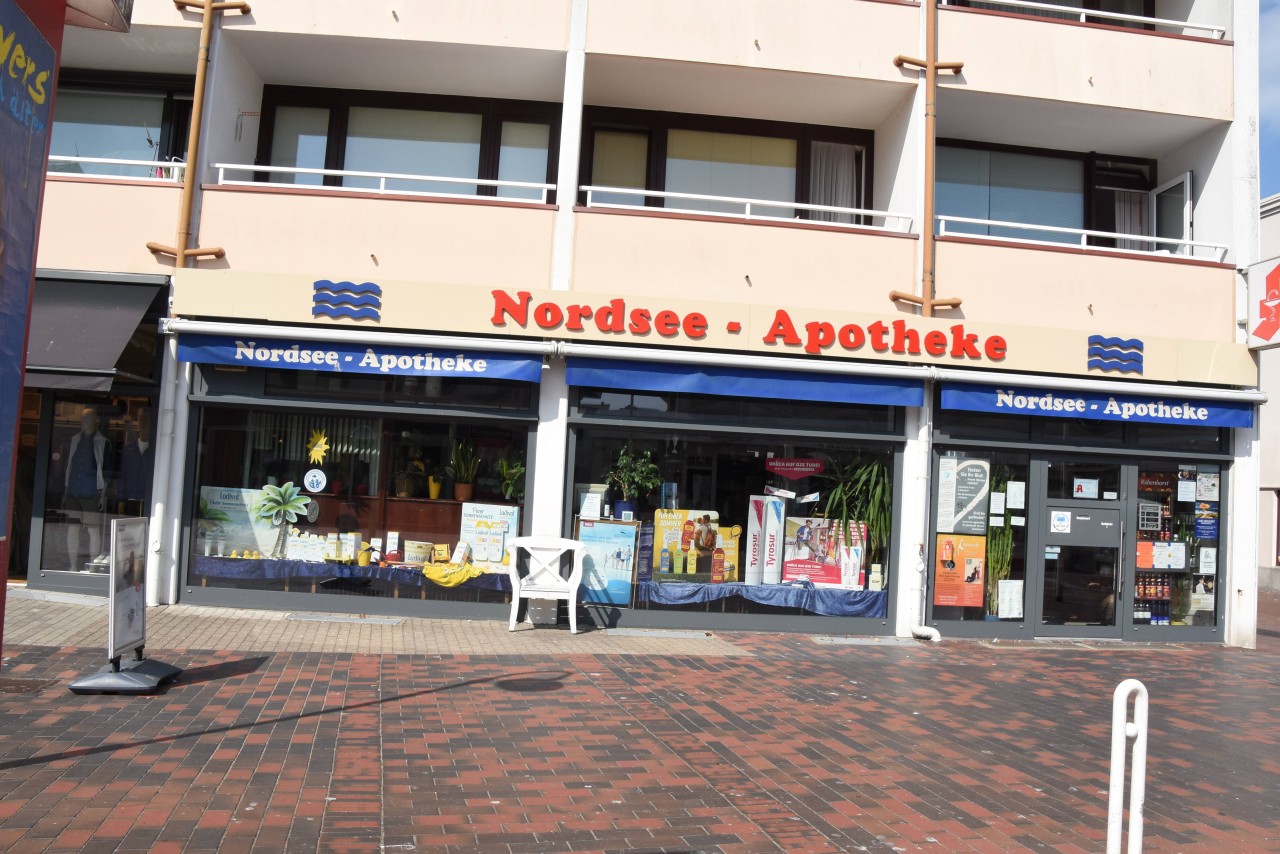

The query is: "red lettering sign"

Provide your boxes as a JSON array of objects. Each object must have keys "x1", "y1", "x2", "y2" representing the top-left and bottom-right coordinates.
[{"x1": 765, "y1": 458, "x2": 826, "y2": 480}]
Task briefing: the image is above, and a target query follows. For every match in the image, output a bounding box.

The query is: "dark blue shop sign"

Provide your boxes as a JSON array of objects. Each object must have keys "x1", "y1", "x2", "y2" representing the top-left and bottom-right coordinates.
[
  {"x1": 177, "y1": 334, "x2": 543, "y2": 383},
  {"x1": 940, "y1": 382, "x2": 1254, "y2": 429}
]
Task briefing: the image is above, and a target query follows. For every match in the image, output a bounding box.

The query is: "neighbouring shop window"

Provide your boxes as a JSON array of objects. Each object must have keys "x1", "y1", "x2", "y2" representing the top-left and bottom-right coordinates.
[
  {"x1": 571, "y1": 428, "x2": 896, "y2": 619},
  {"x1": 48, "y1": 76, "x2": 193, "y2": 178},
  {"x1": 188, "y1": 407, "x2": 529, "y2": 603},
  {"x1": 1133, "y1": 463, "x2": 1220, "y2": 627},
  {"x1": 38, "y1": 395, "x2": 156, "y2": 575},
  {"x1": 258, "y1": 86, "x2": 559, "y2": 199},
  {"x1": 583, "y1": 107, "x2": 872, "y2": 222},
  {"x1": 930, "y1": 450, "x2": 1030, "y2": 623}
]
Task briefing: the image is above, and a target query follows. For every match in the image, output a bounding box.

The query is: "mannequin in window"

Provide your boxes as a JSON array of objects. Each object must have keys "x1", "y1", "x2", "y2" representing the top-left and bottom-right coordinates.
[
  {"x1": 64, "y1": 407, "x2": 111, "y2": 569},
  {"x1": 118, "y1": 409, "x2": 154, "y2": 516}
]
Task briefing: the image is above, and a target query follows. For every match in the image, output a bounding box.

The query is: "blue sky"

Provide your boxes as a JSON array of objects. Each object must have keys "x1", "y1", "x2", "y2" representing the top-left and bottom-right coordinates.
[{"x1": 1263, "y1": 1, "x2": 1278, "y2": 199}]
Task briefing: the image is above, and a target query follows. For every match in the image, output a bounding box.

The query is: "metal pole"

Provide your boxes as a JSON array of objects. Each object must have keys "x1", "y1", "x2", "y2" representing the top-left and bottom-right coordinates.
[{"x1": 1107, "y1": 679, "x2": 1149, "y2": 853}]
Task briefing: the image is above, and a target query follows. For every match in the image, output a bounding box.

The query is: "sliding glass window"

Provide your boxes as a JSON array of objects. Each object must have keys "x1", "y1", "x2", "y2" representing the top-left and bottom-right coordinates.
[{"x1": 49, "y1": 75, "x2": 193, "y2": 179}]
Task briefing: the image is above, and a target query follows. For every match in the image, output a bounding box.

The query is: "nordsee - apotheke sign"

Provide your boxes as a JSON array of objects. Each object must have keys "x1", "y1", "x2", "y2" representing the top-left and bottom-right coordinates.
[
  {"x1": 176, "y1": 334, "x2": 543, "y2": 382},
  {"x1": 940, "y1": 383, "x2": 1254, "y2": 429}
]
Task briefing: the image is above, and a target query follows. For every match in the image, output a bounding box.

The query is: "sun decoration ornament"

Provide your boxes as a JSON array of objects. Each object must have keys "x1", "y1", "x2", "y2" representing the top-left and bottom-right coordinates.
[{"x1": 307, "y1": 429, "x2": 330, "y2": 465}]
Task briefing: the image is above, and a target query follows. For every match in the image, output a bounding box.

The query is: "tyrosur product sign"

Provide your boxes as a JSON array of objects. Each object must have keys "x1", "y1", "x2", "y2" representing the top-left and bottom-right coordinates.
[
  {"x1": 176, "y1": 334, "x2": 543, "y2": 383},
  {"x1": 940, "y1": 383, "x2": 1254, "y2": 429},
  {"x1": 0, "y1": 0, "x2": 56, "y2": 542}
]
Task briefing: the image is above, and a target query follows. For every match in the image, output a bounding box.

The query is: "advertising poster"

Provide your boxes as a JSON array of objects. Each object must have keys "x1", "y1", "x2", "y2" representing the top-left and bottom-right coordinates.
[
  {"x1": 764, "y1": 458, "x2": 825, "y2": 480},
  {"x1": 460, "y1": 502, "x2": 519, "y2": 571},
  {"x1": 575, "y1": 518, "x2": 639, "y2": 606},
  {"x1": 936, "y1": 458, "x2": 991, "y2": 535},
  {"x1": 933, "y1": 534, "x2": 986, "y2": 608},
  {"x1": 782, "y1": 517, "x2": 866, "y2": 588},
  {"x1": 653, "y1": 508, "x2": 719, "y2": 572},
  {"x1": 1194, "y1": 502, "x2": 1219, "y2": 539},
  {"x1": 635, "y1": 522, "x2": 654, "y2": 583},
  {"x1": 744, "y1": 495, "x2": 785, "y2": 585},
  {"x1": 109, "y1": 518, "x2": 148, "y2": 659},
  {"x1": 0, "y1": 0, "x2": 56, "y2": 544},
  {"x1": 199, "y1": 486, "x2": 283, "y2": 556}
]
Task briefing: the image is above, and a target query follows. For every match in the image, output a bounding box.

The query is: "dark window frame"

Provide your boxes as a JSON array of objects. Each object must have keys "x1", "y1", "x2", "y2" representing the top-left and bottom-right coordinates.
[
  {"x1": 54, "y1": 69, "x2": 195, "y2": 164},
  {"x1": 256, "y1": 85, "x2": 562, "y2": 200},
  {"x1": 947, "y1": 0, "x2": 1156, "y2": 32},
  {"x1": 937, "y1": 137, "x2": 1156, "y2": 233},
  {"x1": 579, "y1": 105, "x2": 876, "y2": 222}
]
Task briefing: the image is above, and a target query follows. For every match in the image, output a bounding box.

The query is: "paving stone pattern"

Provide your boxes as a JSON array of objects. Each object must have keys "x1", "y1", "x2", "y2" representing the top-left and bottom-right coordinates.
[{"x1": 0, "y1": 588, "x2": 1277, "y2": 853}]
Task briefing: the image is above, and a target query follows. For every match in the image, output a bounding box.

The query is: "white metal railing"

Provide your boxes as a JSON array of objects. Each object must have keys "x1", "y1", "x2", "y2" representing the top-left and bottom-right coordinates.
[
  {"x1": 937, "y1": 215, "x2": 1228, "y2": 262},
  {"x1": 46, "y1": 155, "x2": 186, "y2": 182},
  {"x1": 939, "y1": 0, "x2": 1225, "y2": 39},
  {"x1": 214, "y1": 163, "x2": 556, "y2": 204},
  {"x1": 580, "y1": 185, "x2": 913, "y2": 233},
  {"x1": 1107, "y1": 679, "x2": 1148, "y2": 854}
]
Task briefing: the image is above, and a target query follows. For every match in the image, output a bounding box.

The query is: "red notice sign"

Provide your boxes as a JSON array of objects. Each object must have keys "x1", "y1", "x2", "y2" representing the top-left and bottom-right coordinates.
[{"x1": 765, "y1": 458, "x2": 826, "y2": 481}]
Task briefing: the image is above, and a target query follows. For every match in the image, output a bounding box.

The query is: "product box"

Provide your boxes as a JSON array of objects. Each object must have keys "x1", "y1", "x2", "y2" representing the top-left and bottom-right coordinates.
[
  {"x1": 459, "y1": 503, "x2": 519, "y2": 572},
  {"x1": 745, "y1": 496, "x2": 785, "y2": 585}
]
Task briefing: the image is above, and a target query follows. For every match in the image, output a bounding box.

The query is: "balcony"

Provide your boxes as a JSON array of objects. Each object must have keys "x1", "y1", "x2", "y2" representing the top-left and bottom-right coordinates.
[
  {"x1": 195, "y1": 165, "x2": 557, "y2": 289},
  {"x1": 935, "y1": 236, "x2": 1237, "y2": 344},
  {"x1": 37, "y1": 158, "x2": 182, "y2": 275},
  {"x1": 571, "y1": 190, "x2": 918, "y2": 310},
  {"x1": 936, "y1": 0, "x2": 1232, "y2": 155},
  {"x1": 584, "y1": 0, "x2": 918, "y2": 129}
]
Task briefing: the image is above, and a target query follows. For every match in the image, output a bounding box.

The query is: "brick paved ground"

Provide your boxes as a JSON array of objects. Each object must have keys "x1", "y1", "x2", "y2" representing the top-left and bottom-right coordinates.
[{"x1": 1, "y1": 585, "x2": 1278, "y2": 853}]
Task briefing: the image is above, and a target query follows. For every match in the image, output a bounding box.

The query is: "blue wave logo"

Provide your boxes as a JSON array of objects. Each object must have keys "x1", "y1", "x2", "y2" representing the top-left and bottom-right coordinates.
[
  {"x1": 1087, "y1": 335, "x2": 1143, "y2": 375},
  {"x1": 313, "y1": 280, "x2": 382, "y2": 322}
]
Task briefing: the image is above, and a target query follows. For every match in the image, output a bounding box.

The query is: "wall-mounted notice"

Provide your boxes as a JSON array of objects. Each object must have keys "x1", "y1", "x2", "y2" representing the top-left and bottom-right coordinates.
[
  {"x1": 1151, "y1": 542, "x2": 1186, "y2": 570},
  {"x1": 990, "y1": 492, "x2": 1006, "y2": 515},
  {"x1": 936, "y1": 458, "x2": 991, "y2": 535},
  {"x1": 1073, "y1": 478, "x2": 1099, "y2": 499},
  {"x1": 933, "y1": 534, "x2": 986, "y2": 608},
  {"x1": 1194, "y1": 502, "x2": 1219, "y2": 539},
  {"x1": 1007, "y1": 481, "x2": 1026, "y2": 510},
  {"x1": 1196, "y1": 472, "x2": 1220, "y2": 502},
  {"x1": 997, "y1": 579, "x2": 1024, "y2": 620},
  {"x1": 1177, "y1": 467, "x2": 1198, "y2": 503},
  {"x1": 1199, "y1": 547, "x2": 1218, "y2": 576},
  {"x1": 1050, "y1": 510, "x2": 1072, "y2": 534}
]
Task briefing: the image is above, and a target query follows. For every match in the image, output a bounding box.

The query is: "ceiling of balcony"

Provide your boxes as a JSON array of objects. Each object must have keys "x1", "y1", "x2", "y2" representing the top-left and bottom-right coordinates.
[{"x1": 60, "y1": 20, "x2": 198, "y2": 75}]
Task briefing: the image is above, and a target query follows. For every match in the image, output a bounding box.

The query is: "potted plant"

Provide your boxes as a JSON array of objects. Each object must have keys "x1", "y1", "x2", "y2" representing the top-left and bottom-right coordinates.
[
  {"x1": 394, "y1": 449, "x2": 428, "y2": 498},
  {"x1": 446, "y1": 433, "x2": 480, "y2": 501},
  {"x1": 427, "y1": 463, "x2": 445, "y2": 500},
  {"x1": 604, "y1": 444, "x2": 663, "y2": 516},
  {"x1": 985, "y1": 471, "x2": 1015, "y2": 618},
  {"x1": 817, "y1": 452, "x2": 892, "y2": 567},
  {"x1": 496, "y1": 454, "x2": 526, "y2": 503}
]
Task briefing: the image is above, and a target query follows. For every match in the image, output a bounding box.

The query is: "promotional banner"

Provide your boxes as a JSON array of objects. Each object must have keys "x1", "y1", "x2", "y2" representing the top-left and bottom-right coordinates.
[
  {"x1": 933, "y1": 534, "x2": 986, "y2": 608},
  {"x1": 459, "y1": 502, "x2": 519, "y2": 572},
  {"x1": 198, "y1": 486, "x2": 288, "y2": 557},
  {"x1": 0, "y1": 0, "x2": 56, "y2": 544},
  {"x1": 109, "y1": 518, "x2": 148, "y2": 660},
  {"x1": 940, "y1": 382, "x2": 1254, "y2": 429},
  {"x1": 936, "y1": 457, "x2": 991, "y2": 535},
  {"x1": 177, "y1": 334, "x2": 544, "y2": 383},
  {"x1": 782, "y1": 517, "x2": 866, "y2": 588},
  {"x1": 576, "y1": 518, "x2": 640, "y2": 607},
  {"x1": 764, "y1": 458, "x2": 826, "y2": 480}
]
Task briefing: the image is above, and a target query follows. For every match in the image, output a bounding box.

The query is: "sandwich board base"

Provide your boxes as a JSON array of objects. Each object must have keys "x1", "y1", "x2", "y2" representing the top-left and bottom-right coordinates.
[{"x1": 68, "y1": 656, "x2": 182, "y2": 695}]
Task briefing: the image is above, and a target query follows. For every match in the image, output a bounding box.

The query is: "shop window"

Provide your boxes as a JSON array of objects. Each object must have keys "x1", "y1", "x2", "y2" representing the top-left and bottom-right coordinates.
[
  {"x1": 571, "y1": 428, "x2": 896, "y2": 620},
  {"x1": 258, "y1": 87, "x2": 559, "y2": 200},
  {"x1": 574, "y1": 389, "x2": 899, "y2": 435},
  {"x1": 1046, "y1": 459, "x2": 1122, "y2": 501},
  {"x1": 49, "y1": 75, "x2": 193, "y2": 178},
  {"x1": 1133, "y1": 463, "x2": 1220, "y2": 627},
  {"x1": 930, "y1": 451, "x2": 1030, "y2": 623},
  {"x1": 188, "y1": 406, "x2": 529, "y2": 602},
  {"x1": 583, "y1": 107, "x2": 872, "y2": 222}
]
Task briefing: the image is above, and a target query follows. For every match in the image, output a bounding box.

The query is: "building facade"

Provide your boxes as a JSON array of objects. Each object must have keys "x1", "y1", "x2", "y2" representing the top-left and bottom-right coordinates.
[
  {"x1": 18, "y1": 0, "x2": 1264, "y2": 645},
  {"x1": 1255, "y1": 192, "x2": 1280, "y2": 590}
]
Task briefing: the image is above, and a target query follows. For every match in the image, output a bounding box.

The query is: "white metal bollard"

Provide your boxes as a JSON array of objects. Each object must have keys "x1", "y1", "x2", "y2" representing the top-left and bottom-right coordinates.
[{"x1": 1107, "y1": 679, "x2": 1149, "y2": 854}]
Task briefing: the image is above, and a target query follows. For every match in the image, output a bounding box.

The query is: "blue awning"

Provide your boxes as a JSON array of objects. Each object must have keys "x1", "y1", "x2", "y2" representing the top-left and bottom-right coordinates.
[
  {"x1": 178, "y1": 333, "x2": 542, "y2": 383},
  {"x1": 940, "y1": 382, "x2": 1254, "y2": 429},
  {"x1": 566, "y1": 357, "x2": 923, "y2": 407}
]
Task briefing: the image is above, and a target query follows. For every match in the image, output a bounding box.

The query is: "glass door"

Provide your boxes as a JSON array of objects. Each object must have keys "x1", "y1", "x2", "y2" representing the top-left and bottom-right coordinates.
[
  {"x1": 1034, "y1": 459, "x2": 1124, "y2": 638},
  {"x1": 1149, "y1": 171, "x2": 1193, "y2": 255}
]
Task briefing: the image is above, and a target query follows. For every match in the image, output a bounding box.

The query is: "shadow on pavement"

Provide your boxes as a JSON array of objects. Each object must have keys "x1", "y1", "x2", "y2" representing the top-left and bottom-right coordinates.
[
  {"x1": 168, "y1": 656, "x2": 270, "y2": 686},
  {"x1": 0, "y1": 667, "x2": 573, "y2": 772}
]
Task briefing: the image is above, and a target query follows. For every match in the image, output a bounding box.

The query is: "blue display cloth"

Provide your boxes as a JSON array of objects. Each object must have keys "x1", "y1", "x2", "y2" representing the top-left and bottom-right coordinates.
[
  {"x1": 566, "y1": 357, "x2": 923, "y2": 407},
  {"x1": 940, "y1": 382, "x2": 1254, "y2": 429},
  {"x1": 178, "y1": 333, "x2": 542, "y2": 383},
  {"x1": 191, "y1": 556, "x2": 512, "y2": 592},
  {"x1": 637, "y1": 580, "x2": 887, "y2": 618}
]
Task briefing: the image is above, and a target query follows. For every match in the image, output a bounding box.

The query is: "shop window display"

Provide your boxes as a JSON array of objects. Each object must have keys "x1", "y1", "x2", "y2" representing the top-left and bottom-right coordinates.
[
  {"x1": 570, "y1": 429, "x2": 896, "y2": 619},
  {"x1": 188, "y1": 407, "x2": 528, "y2": 602},
  {"x1": 1133, "y1": 463, "x2": 1220, "y2": 627}
]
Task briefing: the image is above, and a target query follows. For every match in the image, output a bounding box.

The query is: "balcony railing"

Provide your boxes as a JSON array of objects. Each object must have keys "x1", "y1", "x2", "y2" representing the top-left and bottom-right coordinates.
[
  {"x1": 47, "y1": 155, "x2": 187, "y2": 182},
  {"x1": 936, "y1": 215, "x2": 1228, "y2": 262},
  {"x1": 939, "y1": 0, "x2": 1226, "y2": 39},
  {"x1": 214, "y1": 163, "x2": 556, "y2": 204},
  {"x1": 581, "y1": 186, "x2": 913, "y2": 233}
]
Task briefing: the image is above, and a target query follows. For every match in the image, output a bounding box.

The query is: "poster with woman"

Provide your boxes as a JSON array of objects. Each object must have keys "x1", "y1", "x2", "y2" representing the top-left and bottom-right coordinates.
[{"x1": 575, "y1": 518, "x2": 640, "y2": 607}]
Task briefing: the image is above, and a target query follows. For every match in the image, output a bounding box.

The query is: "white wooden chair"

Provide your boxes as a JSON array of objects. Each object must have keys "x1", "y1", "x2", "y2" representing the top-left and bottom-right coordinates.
[{"x1": 505, "y1": 536, "x2": 586, "y2": 633}]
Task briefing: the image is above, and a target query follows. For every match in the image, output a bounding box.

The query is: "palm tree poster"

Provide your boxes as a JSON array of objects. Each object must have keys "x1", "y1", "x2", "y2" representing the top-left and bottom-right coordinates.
[{"x1": 199, "y1": 484, "x2": 309, "y2": 559}]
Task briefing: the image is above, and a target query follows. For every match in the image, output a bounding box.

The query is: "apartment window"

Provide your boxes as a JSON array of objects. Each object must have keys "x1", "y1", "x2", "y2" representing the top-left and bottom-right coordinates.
[
  {"x1": 258, "y1": 87, "x2": 559, "y2": 201},
  {"x1": 582, "y1": 108, "x2": 873, "y2": 224},
  {"x1": 937, "y1": 142, "x2": 1189, "y2": 252},
  {"x1": 48, "y1": 73, "x2": 193, "y2": 178}
]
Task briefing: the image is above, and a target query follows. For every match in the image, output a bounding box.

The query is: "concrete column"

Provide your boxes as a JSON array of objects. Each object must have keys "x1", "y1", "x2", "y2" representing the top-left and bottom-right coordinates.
[
  {"x1": 144, "y1": 333, "x2": 180, "y2": 606},
  {"x1": 548, "y1": 0, "x2": 589, "y2": 293},
  {"x1": 1226, "y1": 421, "x2": 1260, "y2": 649},
  {"x1": 529, "y1": 359, "x2": 569, "y2": 537},
  {"x1": 894, "y1": 390, "x2": 933, "y2": 637}
]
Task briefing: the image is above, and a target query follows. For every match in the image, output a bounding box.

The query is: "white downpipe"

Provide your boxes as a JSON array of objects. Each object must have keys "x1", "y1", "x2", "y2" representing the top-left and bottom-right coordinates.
[
  {"x1": 144, "y1": 333, "x2": 181, "y2": 607},
  {"x1": 1107, "y1": 679, "x2": 1149, "y2": 854},
  {"x1": 164, "y1": 360, "x2": 193, "y2": 606}
]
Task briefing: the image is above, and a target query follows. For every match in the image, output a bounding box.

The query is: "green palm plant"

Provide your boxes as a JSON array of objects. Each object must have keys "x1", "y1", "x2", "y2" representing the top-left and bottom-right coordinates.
[
  {"x1": 817, "y1": 452, "x2": 893, "y2": 564},
  {"x1": 986, "y1": 470, "x2": 1016, "y2": 616},
  {"x1": 253, "y1": 482, "x2": 311, "y2": 558}
]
